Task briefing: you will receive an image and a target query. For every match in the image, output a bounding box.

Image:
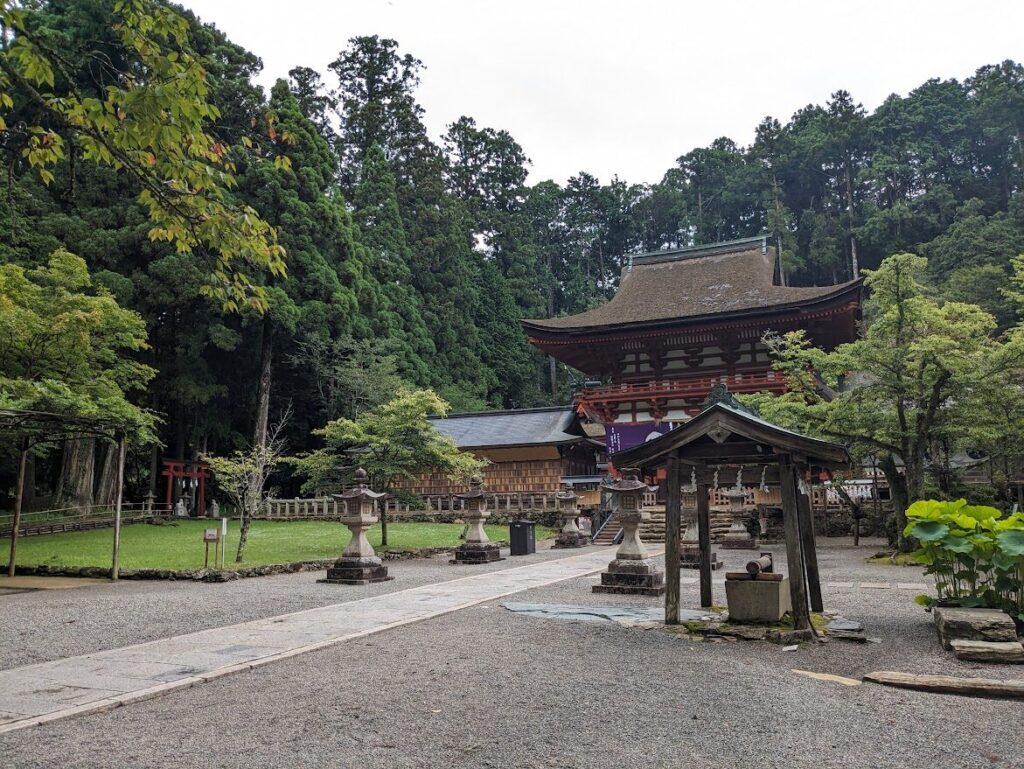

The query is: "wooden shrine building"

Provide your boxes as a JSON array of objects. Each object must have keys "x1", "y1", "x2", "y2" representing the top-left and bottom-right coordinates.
[
  {"x1": 612, "y1": 392, "x2": 851, "y2": 632},
  {"x1": 522, "y1": 235, "x2": 862, "y2": 455},
  {"x1": 400, "y1": 407, "x2": 601, "y2": 501}
]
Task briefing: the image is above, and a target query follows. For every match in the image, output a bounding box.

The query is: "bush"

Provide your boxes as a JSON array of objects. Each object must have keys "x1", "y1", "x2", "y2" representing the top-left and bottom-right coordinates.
[{"x1": 905, "y1": 499, "x2": 1024, "y2": 622}]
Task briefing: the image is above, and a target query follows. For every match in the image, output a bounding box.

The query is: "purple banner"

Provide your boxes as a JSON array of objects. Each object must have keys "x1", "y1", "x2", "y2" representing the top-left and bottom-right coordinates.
[{"x1": 606, "y1": 422, "x2": 681, "y2": 455}]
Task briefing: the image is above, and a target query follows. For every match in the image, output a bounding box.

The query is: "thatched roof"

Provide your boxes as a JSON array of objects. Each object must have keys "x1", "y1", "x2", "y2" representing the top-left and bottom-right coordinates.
[{"x1": 522, "y1": 236, "x2": 861, "y2": 336}]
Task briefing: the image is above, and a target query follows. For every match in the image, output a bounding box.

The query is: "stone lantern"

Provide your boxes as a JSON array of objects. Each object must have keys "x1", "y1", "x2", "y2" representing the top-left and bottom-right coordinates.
[
  {"x1": 678, "y1": 471, "x2": 721, "y2": 570},
  {"x1": 552, "y1": 483, "x2": 589, "y2": 548},
  {"x1": 720, "y1": 467, "x2": 757, "y2": 550},
  {"x1": 593, "y1": 468, "x2": 665, "y2": 595},
  {"x1": 452, "y1": 475, "x2": 503, "y2": 564},
  {"x1": 319, "y1": 468, "x2": 393, "y2": 584}
]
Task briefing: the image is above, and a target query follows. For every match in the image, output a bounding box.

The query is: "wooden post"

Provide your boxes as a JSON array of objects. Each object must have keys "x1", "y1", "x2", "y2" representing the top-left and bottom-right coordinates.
[
  {"x1": 778, "y1": 454, "x2": 811, "y2": 631},
  {"x1": 6, "y1": 436, "x2": 29, "y2": 578},
  {"x1": 110, "y1": 434, "x2": 126, "y2": 581},
  {"x1": 696, "y1": 481, "x2": 712, "y2": 608},
  {"x1": 796, "y1": 473, "x2": 824, "y2": 613},
  {"x1": 665, "y1": 454, "x2": 681, "y2": 624}
]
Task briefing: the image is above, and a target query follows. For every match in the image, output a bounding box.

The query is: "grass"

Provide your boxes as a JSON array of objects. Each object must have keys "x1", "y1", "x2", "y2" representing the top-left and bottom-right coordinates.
[
  {"x1": 867, "y1": 550, "x2": 923, "y2": 566},
  {"x1": 4, "y1": 520, "x2": 555, "y2": 571}
]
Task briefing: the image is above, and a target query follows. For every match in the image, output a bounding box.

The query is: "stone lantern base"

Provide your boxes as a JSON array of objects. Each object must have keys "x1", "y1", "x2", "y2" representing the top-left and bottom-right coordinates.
[
  {"x1": 319, "y1": 556, "x2": 393, "y2": 585},
  {"x1": 552, "y1": 530, "x2": 590, "y2": 549},
  {"x1": 720, "y1": 529, "x2": 758, "y2": 550},
  {"x1": 681, "y1": 546, "x2": 722, "y2": 569},
  {"x1": 452, "y1": 542, "x2": 504, "y2": 565},
  {"x1": 592, "y1": 558, "x2": 665, "y2": 596}
]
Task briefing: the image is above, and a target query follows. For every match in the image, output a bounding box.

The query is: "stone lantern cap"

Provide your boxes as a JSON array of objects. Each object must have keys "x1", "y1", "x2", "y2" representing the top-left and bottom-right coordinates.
[
  {"x1": 333, "y1": 468, "x2": 386, "y2": 502},
  {"x1": 455, "y1": 474, "x2": 486, "y2": 500},
  {"x1": 555, "y1": 482, "x2": 578, "y2": 502},
  {"x1": 600, "y1": 467, "x2": 649, "y2": 493}
]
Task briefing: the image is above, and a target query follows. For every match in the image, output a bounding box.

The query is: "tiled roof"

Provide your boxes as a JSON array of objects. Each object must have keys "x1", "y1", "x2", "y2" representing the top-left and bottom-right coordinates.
[
  {"x1": 429, "y1": 407, "x2": 584, "y2": 450},
  {"x1": 522, "y1": 237, "x2": 860, "y2": 334}
]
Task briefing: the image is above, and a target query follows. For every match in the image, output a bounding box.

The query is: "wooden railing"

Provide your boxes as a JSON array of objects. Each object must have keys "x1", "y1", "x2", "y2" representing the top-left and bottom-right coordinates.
[
  {"x1": 577, "y1": 371, "x2": 787, "y2": 404},
  {"x1": 261, "y1": 490, "x2": 581, "y2": 520},
  {"x1": 0, "y1": 502, "x2": 173, "y2": 538}
]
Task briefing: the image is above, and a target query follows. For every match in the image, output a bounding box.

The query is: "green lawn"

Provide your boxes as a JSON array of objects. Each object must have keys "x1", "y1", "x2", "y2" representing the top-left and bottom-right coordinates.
[{"x1": 5, "y1": 520, "x2": 555, "y2": 571}]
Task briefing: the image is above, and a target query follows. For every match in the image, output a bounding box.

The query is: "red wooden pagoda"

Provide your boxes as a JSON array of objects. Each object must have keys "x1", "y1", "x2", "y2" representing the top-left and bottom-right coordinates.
[{"x1": 522, "y1": 236, "x2": 862, "y2": 454}]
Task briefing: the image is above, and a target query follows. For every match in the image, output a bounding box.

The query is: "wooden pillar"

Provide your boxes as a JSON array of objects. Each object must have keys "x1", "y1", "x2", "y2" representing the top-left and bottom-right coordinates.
[
  {"x1": 665, "y1": 454, "x2": 681, "y2": 624},
  {"x1": 110, "y1": 435, "x2": 126, "y2": 581},
  {"x1": 6, "y1": 436, "x2": 29, "y2": 578},
  {"x1": 796, "y1": 473, "x2": 824, "y2": 613},
  {"x1": 778, "y1": 454, "x2": 811, "y2": 631},
  {"x1": 198, "y1": 468, "x2": 206, "y2": 517},
  {"x1": 164, "y1": 464, "x2": 174, "y2": 510},
  {"x1": 696, "y1": 481, "x2": 712, "y2": 608}
]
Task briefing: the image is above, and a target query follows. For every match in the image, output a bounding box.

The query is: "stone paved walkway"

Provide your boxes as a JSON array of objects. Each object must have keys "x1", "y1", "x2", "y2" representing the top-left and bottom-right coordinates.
[{"x1": 0, "y1": 547, "x2": 629, "y2": 735}]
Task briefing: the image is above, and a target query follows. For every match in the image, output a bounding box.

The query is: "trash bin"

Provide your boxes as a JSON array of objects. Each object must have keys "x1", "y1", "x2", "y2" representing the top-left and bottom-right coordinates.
[{"x1": 509, "y1": 519, "x2": 536, "y2": 556}]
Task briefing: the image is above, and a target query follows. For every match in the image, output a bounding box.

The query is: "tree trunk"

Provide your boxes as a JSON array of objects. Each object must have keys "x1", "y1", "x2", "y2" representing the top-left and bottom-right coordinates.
[
  {"x1": 57, "y1": 438, "x2": 96, "y2": 511},
  {"x1": 94, "y1": 441, "x2": 119, "y2": 508},
  {"x1": 23, "y1": 452, "x2": 35, "y2": 511},
  {"x1": 845, "y1": 165, "x2": 859, "y2": 279},
  {"x1": 253, "y1": 314, "x2": 274, "y2": 449},
  {"x1": 880, "y1": 454, "x2": 910, "y2": 551},
  {"x1": 238, "y1": 314, "x2": 274, "y2": 563}
]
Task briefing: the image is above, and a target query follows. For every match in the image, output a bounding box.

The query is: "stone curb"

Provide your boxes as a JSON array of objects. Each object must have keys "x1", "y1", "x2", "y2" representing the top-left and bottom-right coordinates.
[{"x1": 1, "y1": 547, "x2": 461, "y2": 583}]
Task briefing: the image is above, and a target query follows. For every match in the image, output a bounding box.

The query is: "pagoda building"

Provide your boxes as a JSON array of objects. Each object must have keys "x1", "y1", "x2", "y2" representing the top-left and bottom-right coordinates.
[{"x1": 522, "y1": 235, "x2": 862, "y2": 454}]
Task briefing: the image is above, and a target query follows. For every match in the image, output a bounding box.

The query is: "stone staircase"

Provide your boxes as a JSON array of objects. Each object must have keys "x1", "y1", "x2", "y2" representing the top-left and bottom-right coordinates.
[
  {"x1": 592, "y1": 511, "x2": 623, "y2": 545},
  {"x1": 593, "y1": 506, "x2": 744, "y2": 546}
]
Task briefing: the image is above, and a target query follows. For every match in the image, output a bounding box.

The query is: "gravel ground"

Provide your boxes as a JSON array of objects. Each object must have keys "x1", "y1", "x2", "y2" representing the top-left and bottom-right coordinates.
[
  {"x1": 0, "y1": 541, "x2": 577, "y2": 670},
  {"x1": 2, "y1": 540, "x2": 1023, "y2": 769}
]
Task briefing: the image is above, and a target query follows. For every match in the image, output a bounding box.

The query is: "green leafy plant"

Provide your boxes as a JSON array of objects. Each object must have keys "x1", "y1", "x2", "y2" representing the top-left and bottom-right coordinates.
[{"x1": 905, "y1": 499, "x2": 1024, "y2": 622}]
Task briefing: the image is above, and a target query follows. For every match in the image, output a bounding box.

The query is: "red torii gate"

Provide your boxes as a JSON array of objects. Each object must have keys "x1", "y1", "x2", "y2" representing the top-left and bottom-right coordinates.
[{"x1": 161, "y1": 459, "x2": 210, "y2": 517}]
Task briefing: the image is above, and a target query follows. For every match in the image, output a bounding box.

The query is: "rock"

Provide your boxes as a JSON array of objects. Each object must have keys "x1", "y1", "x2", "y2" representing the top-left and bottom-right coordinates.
[
  {"x1": 934, "y1": 607, "x2": 1018, "y2": 650},
  {"x1": 782, "y1": 644, "x2": 799, "y2": 652},
  {"x1": 950, "y1": 640, "x2": 1024, "y2": 664},
  {"x1": 826, "y1": 618, "x2": 864, "y2": 633},
  {"x1": 829, "y1": 630, "x2": 869, "y2": 643}
]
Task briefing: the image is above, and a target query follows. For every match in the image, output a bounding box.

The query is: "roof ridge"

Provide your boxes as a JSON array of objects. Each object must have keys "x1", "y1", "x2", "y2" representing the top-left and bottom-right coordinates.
[
  {"x1": 629, "y1": 234, "x2": 769, "y2": 267},
  {"x1": 431, "y1": 405, "x2": 573, "y2": 420}
]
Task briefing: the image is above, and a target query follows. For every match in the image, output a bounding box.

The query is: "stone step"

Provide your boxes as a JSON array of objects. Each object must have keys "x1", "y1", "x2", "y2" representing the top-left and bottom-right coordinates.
[
  {"x1": 934, "y1": 607, "x2": 1019, "y2": 650},
  {"x1": 950, "y1": 639, "x2": 1024, "y2": 663}
]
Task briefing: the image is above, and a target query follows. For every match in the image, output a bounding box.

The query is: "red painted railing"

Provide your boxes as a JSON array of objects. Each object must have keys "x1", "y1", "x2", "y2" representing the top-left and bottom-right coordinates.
[{"x1": 577, "y1": 371, "x2": 787, "y2": 405}]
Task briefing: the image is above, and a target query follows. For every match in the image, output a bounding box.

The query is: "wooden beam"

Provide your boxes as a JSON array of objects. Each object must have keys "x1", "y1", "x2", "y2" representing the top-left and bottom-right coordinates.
[
  {"x1": 796, "y1": 473, "x2": 824, "y2": 613},
  {"x1": 696, "y1": 481, "x2": 712, "y2": 608},
  {"x1": 110, "y1": 435, "x2": 126, "y2": 582},
  {"x1": 863, "y1": 671, "x2": 1024, "y2": 700},
  {"x1": 778, "y1": 454, "x2": 811, "y2": 631},
  {"x1": 6, "y1": 436, "x2": 29, "y2": 578},
  {"x1": 665, "y1": 453, "x2": 681, "y2": 624}
]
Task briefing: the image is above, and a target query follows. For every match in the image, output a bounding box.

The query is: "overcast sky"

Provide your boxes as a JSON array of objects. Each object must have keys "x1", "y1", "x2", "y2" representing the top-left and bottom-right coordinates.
[{"x1": 185, "y1": 0, "x2": 1024, "y2": 185}]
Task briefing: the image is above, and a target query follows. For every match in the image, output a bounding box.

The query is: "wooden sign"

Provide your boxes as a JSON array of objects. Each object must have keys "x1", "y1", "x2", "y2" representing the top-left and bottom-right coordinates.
[{"x1": 203, "y1": 528, "x2": 219, "y2": 542}]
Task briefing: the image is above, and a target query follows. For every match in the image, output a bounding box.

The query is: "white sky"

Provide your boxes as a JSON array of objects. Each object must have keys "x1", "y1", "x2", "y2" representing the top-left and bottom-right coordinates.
[{"x1": 184, "y1": 0, "x2": 1024, "y2": 185}]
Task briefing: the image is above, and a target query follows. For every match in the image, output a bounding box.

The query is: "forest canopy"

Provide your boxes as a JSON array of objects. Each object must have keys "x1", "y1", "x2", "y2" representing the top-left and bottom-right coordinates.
[{"x1": 0, "y1": 0, "x2": 1022, "y2": 502}]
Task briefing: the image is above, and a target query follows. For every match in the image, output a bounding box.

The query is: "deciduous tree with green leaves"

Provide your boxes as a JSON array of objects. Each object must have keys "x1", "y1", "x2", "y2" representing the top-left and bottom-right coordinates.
[
  {"x1": 294, "y1": 389, "x2": 484, "y2": 546},
  {"x1": 0, "y1": 249, "x2": 155, "y2": 436},
  {"x1": 750, "y1": 253, "x2": 1024, "y2": 548},
  {"x1": 0, "y1": 0, "x2": 286, "y2": 310}
]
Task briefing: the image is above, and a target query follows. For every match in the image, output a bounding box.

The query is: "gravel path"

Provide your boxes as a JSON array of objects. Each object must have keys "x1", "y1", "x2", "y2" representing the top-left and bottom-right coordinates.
[
  {"x1": 0, "y1": 542, "x2": 577, "y2": 671},
  {"x1": 2, "y1": 540, "x2": 1022, "y2": 768}
]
